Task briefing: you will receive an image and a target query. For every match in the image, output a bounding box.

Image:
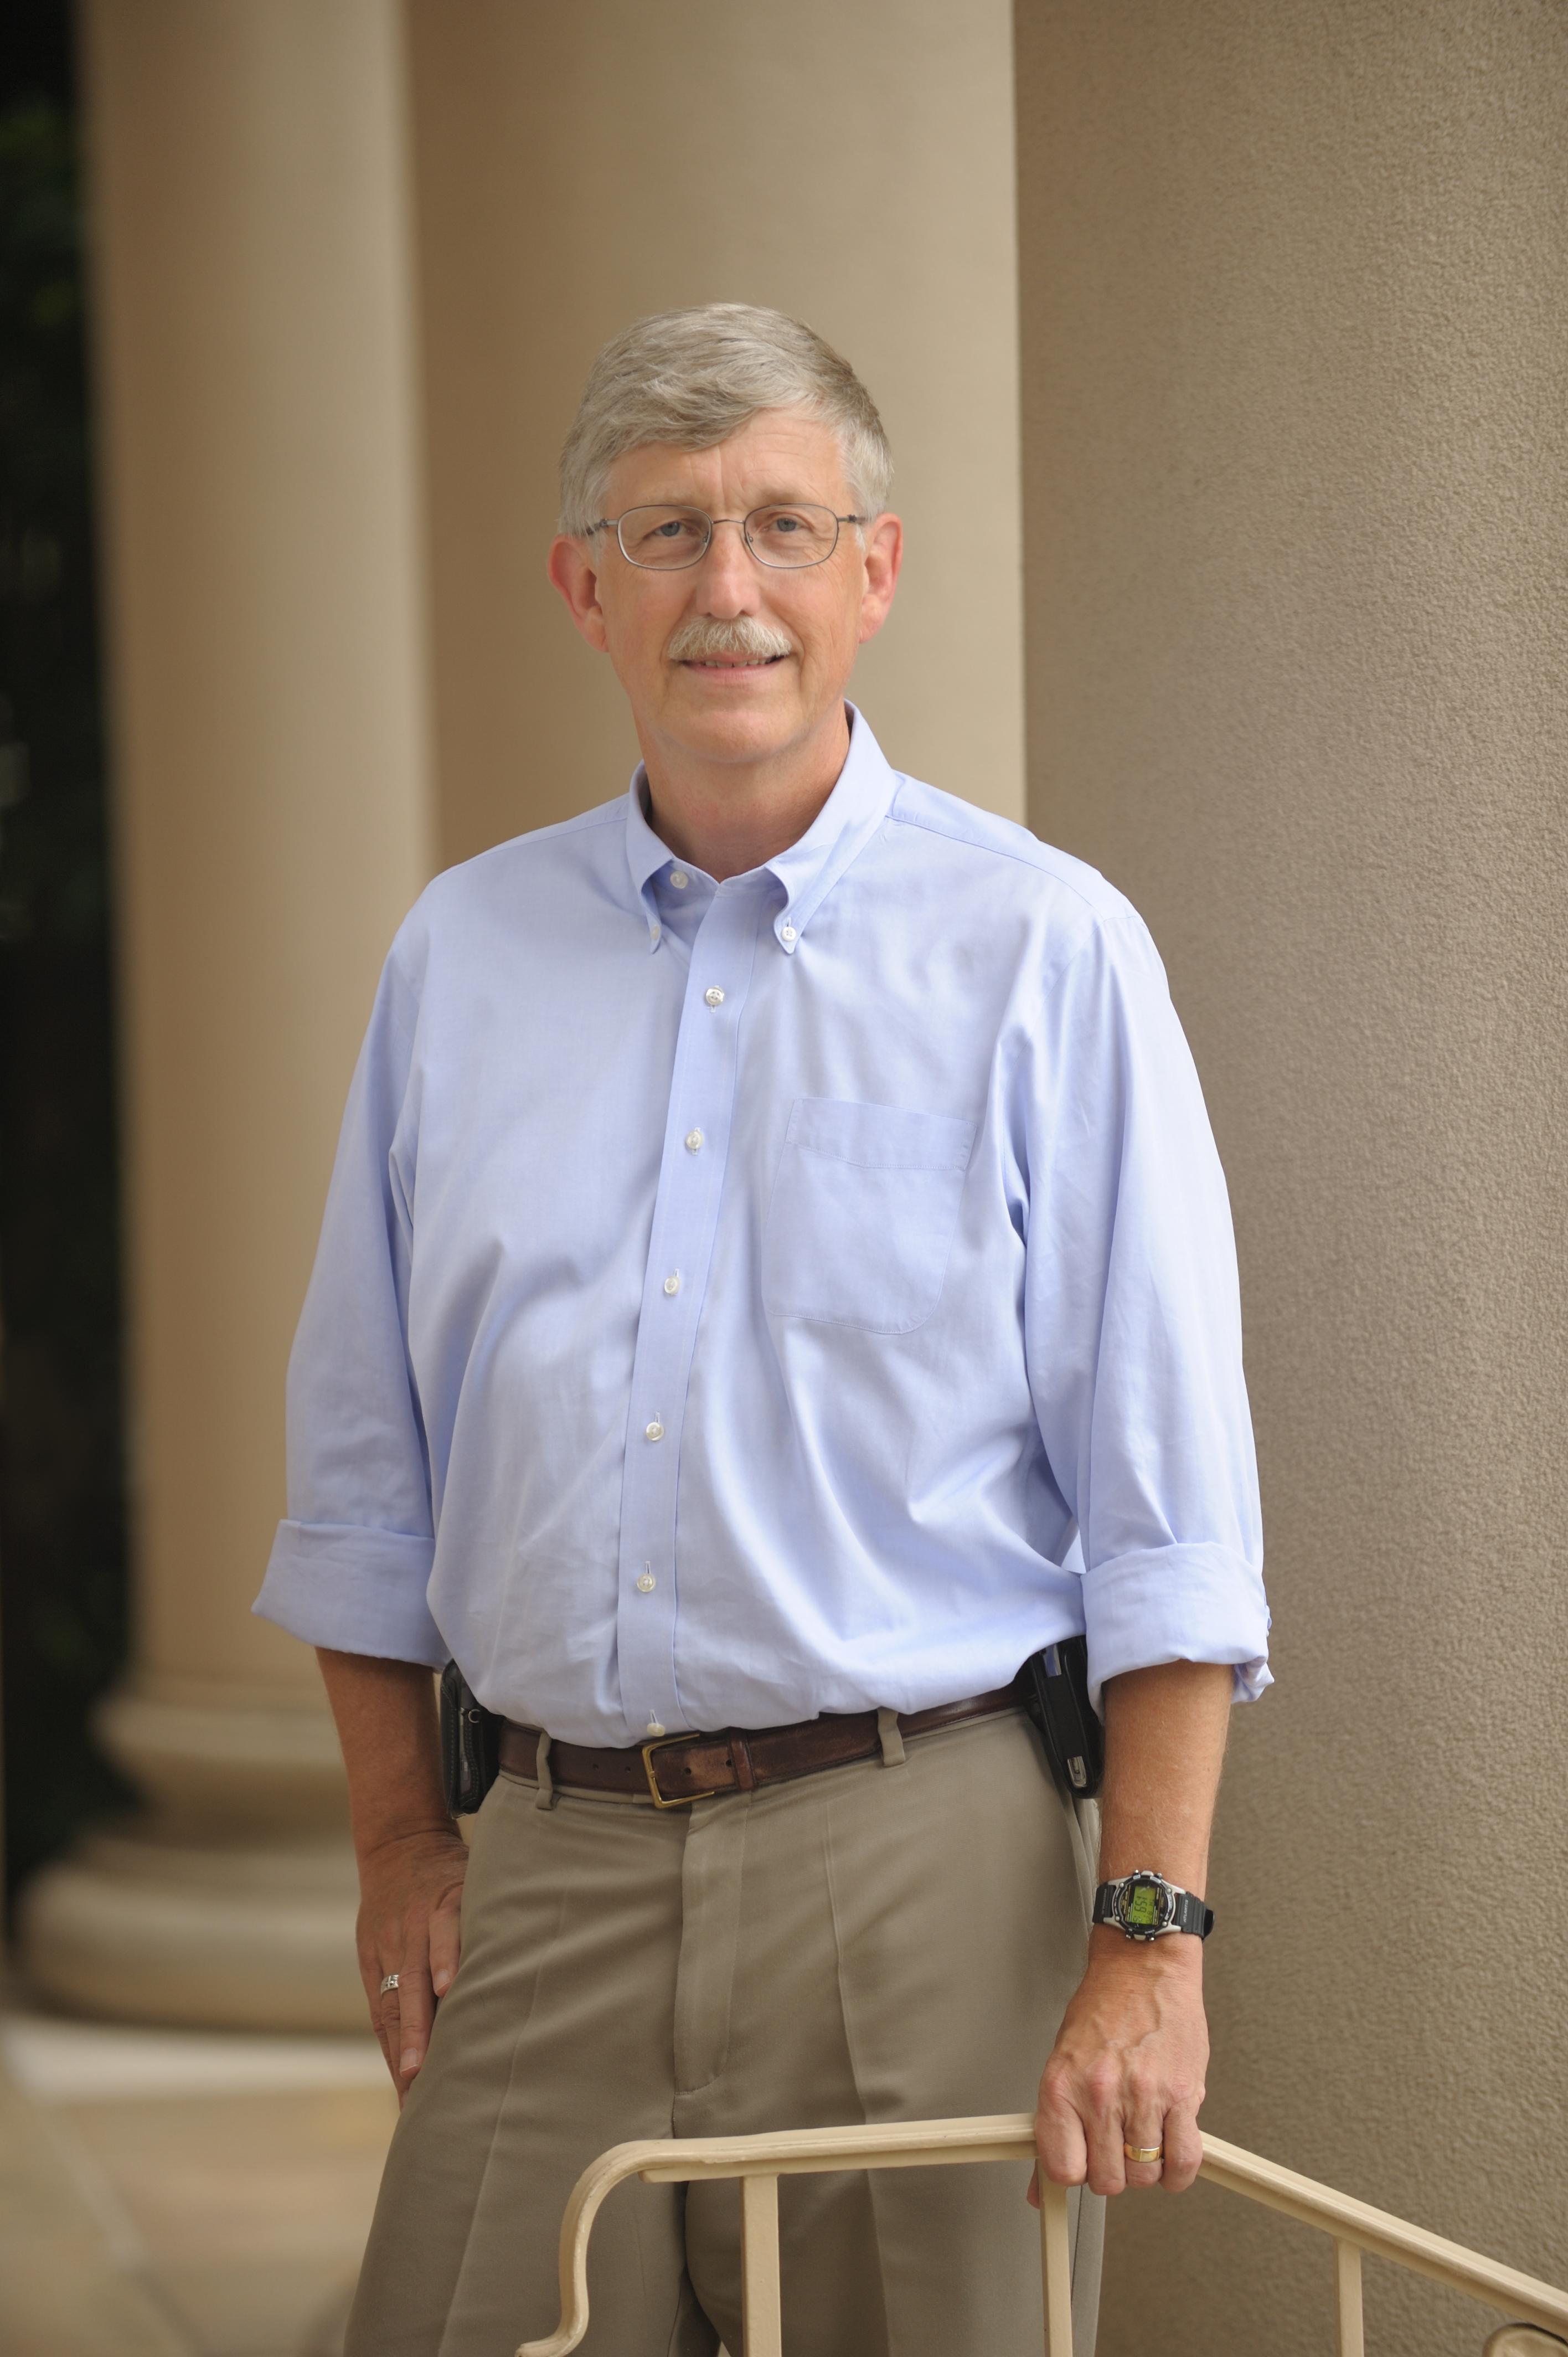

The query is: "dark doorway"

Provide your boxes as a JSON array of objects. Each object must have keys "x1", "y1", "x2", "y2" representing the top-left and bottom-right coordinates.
[{"x1": 0, "y1": 0, "x2": 131, "y2": 1910}]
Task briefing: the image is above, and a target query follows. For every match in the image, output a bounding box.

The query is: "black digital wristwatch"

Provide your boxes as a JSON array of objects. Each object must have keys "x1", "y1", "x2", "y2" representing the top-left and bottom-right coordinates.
[{"x1": 1092, "y1": 1869, "x2": 1214, "y2": 1942}]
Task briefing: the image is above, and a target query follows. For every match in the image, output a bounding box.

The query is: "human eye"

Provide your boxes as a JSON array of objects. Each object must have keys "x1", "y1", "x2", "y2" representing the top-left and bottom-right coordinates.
[
  {"x1": 756, "y1": 506, "x2": 813, "y2": 537},
  {"x1": 627, "y1": 508, "x2": 706, "y2": 559},
  {"x1": 749, "y1": 505, "x2": 834, "y2": 562}
]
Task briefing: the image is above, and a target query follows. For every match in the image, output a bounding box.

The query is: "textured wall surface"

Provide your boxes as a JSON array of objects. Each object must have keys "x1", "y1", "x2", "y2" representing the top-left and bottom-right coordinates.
[
  {"x1": 406, "y1": 0, "x2": 1025, "y2": 862},
  {"x1": 1015, "y1": 4, "x2": 1567, "y2": 2352}
]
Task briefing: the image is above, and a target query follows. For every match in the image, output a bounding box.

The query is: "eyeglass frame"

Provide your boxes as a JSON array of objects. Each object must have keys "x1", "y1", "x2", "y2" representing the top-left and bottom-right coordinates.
[{"x1": 586, "y1": 502, "x2": 869, "y2": 573}]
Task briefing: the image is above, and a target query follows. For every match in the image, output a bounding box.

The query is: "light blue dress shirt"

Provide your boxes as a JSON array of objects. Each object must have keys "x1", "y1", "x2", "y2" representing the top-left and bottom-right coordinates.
[{"x1": 256, "y1": 706, "x2": 1268, "y2": 1745}]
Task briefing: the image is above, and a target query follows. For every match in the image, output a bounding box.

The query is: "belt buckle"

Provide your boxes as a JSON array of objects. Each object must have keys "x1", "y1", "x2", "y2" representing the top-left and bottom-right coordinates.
[{"x1": 641, "y1": 1733, "x2": 729, "y2": 1809}]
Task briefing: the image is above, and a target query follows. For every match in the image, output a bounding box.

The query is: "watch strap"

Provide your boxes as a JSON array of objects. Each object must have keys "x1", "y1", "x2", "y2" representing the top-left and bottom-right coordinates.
[{"x1": 1172, "y1": 1887, "x2": 1215, "y2": 1939}]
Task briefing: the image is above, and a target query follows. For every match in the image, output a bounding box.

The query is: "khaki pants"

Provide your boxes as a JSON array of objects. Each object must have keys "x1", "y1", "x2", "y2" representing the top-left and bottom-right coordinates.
[{"x1": 347, "y1": 1706, "x2": 1104, "y2": 2357}]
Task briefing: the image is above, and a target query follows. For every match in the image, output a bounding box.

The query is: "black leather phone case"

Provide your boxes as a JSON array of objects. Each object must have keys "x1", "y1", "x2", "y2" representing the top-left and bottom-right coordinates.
[
  {"x1": 439, "y1": 1659, "x2": 501, "y2": 1817},
  {"x1": 1022, "y1": 1634, "x2": 1105, "y2": 1799}
]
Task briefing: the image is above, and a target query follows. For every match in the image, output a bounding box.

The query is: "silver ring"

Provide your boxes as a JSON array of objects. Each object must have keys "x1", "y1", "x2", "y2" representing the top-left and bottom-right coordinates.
[{"x1": 379, "y1": 1972, "x2": 400, "y2": 1995}]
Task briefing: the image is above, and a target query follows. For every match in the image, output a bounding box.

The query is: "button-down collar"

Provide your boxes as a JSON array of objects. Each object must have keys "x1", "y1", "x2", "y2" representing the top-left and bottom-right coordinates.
[{"x1": 625, "y1": 702, "x2": 898, "y2": 955}]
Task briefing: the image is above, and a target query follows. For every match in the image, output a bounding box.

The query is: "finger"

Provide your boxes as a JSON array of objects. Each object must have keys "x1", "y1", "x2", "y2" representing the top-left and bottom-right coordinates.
[
  {"x1": 429, "y1": 1888, "x2": 463, "y2": 2001},
  {"x1": 1120, "y1": 2101, "x2": 1167, "y2": 2191},
  {"x1": 394, "y1": 1924, "x2": 435, "y2": 2086},
  {"x1": 395, "y1": 1966, "x2": 434, "y2": 2086},
  {"x1": 1034, "y1": 2067, "x2": 1090, "y2": 2189},
  {"x1": 1158, "y1": 2103, "x2": 1204, "y2": 2195},
  {"x1": 1074, "y1": 2063, "x2": 1131, "y2": 2195},
  {"x1": 1081, "y1": 2107, "x2": 1128, "y2": 2197},
  {"x1": 357, "y1": 1938, "x2": 399, "y2": 2081},
  {"x1": 372, "y1": 1973, "x2": 403, "y2": 2087}
]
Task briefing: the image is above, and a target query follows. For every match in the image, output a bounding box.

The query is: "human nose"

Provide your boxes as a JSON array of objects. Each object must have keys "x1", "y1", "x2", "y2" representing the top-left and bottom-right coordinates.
[{"x1": 693, "y1": 517, "x2": 758, "y2": 611}]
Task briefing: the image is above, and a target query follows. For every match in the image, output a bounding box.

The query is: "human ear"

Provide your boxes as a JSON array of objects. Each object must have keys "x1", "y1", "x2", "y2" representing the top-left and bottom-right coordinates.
[
  {"x1": 547, "y1": 533, "x2": 611, "y2": 655},
  {"x1": 855, "y1": 512, "x2": 904, "y2": 646}
]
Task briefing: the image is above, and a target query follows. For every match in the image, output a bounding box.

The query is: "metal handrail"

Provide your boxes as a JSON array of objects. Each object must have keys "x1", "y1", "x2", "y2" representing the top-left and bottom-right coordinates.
[{"x1": 514, "y1": 2113, "x2": 1568, "y2": 2357}]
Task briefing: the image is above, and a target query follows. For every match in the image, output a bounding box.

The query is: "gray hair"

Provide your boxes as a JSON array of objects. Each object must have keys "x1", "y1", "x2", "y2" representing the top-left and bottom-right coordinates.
[{"x1": 558, "y1": 303, "x2": 893, "y2": 536}]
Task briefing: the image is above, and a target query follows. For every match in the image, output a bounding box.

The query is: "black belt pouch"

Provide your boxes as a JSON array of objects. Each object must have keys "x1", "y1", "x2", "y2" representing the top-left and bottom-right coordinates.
[
  {"x1": 439, "y1": 1659, "x2": 501, "y2": 1817},
  {"x1": 1022, "y1": 1634, "x2": 1106, "y2": 1799}
]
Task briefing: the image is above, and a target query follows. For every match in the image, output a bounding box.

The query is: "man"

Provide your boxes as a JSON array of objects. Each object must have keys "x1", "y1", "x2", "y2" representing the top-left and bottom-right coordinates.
[{"x1": 256, "y1": 303, "x2": 1268, "y2": 2357}]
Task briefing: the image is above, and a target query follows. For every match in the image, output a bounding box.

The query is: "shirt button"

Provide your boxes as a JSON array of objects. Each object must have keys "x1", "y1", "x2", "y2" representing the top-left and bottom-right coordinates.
[
  {"x1": 636, "y1": 1569, "x2": 657, "y2": 1593},
  {"x1": 684, "y1": 1128, "x2": 703, "y2": 1153},
  {"x1": 670, "y1": 869, "x2": 688, "y2": 889},
  {"x1": 780, "y1": 922, "x2": 797, "y2": 943},
  {"x1": 663, "y1": 1273, "x2": 680, "y2": 1295},
  {"x1": 704, "y1": 986, "x2": 725, "y2": 1008},
  {"x1": 644, "y1": 1417, "x2": 665, "y2": 1442}
]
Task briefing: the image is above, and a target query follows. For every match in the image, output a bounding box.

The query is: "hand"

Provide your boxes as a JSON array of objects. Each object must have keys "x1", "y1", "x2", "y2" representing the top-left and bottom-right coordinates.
[
  {"x1": 1033, "y1": 1929, "x2": 1209, "y2": 2198},
  {"x1": 355, "y1": 1824, "x2": 470, "y2": 2105}
]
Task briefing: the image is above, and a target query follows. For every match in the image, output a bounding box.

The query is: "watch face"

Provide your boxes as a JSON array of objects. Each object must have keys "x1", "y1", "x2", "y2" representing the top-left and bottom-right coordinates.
[{"x1": 1118, "y1": 1875, "x2": 1173, "y2": 1933}]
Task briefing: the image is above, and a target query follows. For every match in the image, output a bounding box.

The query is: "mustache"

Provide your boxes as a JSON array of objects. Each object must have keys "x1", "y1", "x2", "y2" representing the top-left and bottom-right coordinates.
[{"x1": 666, "y1": 615, "x2": 795, "y2": 663}]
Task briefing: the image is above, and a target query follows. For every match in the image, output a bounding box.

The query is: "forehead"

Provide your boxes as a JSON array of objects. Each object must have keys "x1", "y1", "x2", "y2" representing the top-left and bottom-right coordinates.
[{"x1": 604, "y1": 408, "x2": 849, "y2": 509}]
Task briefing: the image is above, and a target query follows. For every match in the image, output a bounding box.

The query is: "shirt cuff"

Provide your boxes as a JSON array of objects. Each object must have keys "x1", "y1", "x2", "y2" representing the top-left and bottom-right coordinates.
[
  {"x1": 1081, "y1": 1541, "x2": 1272, "y2": 1711},
  {"x1": 253, "y1": 1520, "x2": 446, "y2": 1666}
]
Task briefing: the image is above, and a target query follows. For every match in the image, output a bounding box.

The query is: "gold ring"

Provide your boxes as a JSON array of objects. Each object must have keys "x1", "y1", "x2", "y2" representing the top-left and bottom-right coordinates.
[{"x1": 1123, "y1": 2142, "x2": 1164, "y2": 2164}]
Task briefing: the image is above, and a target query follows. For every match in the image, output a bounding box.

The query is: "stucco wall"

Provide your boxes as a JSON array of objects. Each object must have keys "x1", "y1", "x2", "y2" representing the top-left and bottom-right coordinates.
[
  {"x1": 405, "y1": 0, "x2": 1025, "y2": 862},
  {"x1": 1015, "y1": 4, "x2": 1567, "y2": 2350}
]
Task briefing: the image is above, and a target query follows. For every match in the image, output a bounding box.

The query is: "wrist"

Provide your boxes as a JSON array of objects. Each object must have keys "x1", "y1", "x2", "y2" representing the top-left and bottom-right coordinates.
[
  {"x1": 354, "y1": 1813, "x2": 463, "y2": 1867},
  {"x1": 1086, "y1": 1922, "x2": 1203, "y2": 1974}
]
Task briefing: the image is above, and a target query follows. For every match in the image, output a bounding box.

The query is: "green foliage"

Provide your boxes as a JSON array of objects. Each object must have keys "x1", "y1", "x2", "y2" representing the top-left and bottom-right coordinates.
[{"x1": 0, "y1": 80, "x2": 132, "y2": 1902}]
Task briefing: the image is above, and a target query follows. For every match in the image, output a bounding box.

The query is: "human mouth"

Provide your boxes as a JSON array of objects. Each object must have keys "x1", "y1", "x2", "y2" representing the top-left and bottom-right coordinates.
[{"x1": 686, "y1": 654, "x2": 785, "y2": 670}]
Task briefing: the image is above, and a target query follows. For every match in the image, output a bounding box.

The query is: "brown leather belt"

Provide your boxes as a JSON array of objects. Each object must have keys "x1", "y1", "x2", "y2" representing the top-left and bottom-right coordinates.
[{"x1": 498, "y1": 1672, "x2": 1029, "y2": 1809}]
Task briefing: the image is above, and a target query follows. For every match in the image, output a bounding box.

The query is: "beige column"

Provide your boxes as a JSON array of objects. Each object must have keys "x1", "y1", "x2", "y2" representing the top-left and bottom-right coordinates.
[
  {"x1": 1017, "y1": 3, "x2": 1567, "y2": 2352},
  {"x1": 21, "y1": 0, "x2": 434, "y2": 2027},
  {"x1": 405, "y1": 0, "x2": 1026, "y2": 859}
]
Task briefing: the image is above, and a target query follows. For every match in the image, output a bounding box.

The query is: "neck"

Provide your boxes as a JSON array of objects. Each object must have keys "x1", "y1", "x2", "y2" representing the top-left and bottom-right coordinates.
[{"x1": 640, "y1": 704, "x2": 852, "y2": 882}]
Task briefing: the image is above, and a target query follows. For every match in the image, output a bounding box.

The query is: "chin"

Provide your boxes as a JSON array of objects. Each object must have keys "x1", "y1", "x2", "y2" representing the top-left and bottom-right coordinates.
[{"x1": 675, "y1": 688, "x2": 802, "y2": 759}]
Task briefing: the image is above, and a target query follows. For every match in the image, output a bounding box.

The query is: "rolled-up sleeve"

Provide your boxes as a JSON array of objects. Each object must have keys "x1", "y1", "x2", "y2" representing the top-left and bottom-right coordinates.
[
  {"x1": 253, "y1": 944, "x2": 445, "y2": 1666},
  {"x1": 1025, "y1": 911, "x2": 1270, "y2": 1708}
]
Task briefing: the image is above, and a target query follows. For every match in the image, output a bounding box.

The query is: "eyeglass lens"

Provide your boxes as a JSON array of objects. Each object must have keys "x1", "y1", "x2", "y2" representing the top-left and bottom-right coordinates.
[{"x1": 615, "y1": 505, "x2": 841, "y2": 570}]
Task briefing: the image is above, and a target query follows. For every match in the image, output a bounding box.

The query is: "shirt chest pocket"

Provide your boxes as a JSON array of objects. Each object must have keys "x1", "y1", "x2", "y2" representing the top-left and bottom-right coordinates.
[{"x1": 762, "y1": 1098, "x2": 977, "y2": 1334}]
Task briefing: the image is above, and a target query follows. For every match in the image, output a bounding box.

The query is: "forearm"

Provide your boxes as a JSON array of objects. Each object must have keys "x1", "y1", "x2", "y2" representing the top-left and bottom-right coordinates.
[
  {"x1": 316, "y1": 1646, "x2": 452, "y2": 1860},
  {"x1": 1093, "y1": 1658, "x2": 1232, "y2": 1927},
  {"x1": 1036, "y1": 1656, "x2": 1234, "y2": 2196}
]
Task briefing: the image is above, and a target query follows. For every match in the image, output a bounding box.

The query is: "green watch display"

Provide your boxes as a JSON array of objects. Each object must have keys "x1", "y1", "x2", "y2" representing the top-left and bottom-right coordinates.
[{"x1": 1092, "y1": 1869, "x2": 1214, "y2": 1942}]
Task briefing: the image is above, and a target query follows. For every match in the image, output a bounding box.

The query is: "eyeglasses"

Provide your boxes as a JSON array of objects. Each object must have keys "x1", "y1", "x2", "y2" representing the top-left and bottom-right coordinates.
[{"x1": 588, "y1": 503, "x2": 865, "y2": 572}]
